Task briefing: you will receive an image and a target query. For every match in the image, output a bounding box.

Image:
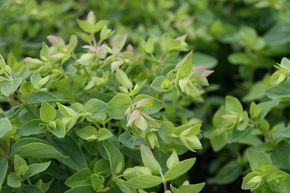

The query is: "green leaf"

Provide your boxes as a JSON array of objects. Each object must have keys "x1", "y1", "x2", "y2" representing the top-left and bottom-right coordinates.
[
  {"x1": 76, "y1": 126, "x2": 98, "y2": 141},
  {"x1": 125, "y1": 175, "x2": 162, "y2": 189},
  {"x1": 98, "y1": 128, "x2": 113, "y2": 141},
  {"x1": 28, "y1": 91, "x2": 67, "y2": 104},
  {"x1": 40, "y1": 102, "x2": 56, "y2": 122},
  {"x1": 0, "y1": 158, "x2": 8, "y2": 192},
  {"x1": 173, "y1": 183, "x2": 205, "y2": 193},
  {"x1": 85, "y1": 98, "x2": 107, "y2": 122},
  {"x1": 77, "y1": 20, "x2": 95, "y2": 33},
  {"x1": 166, "y1": 151, "x2": 179, "y2": 169},
  {"x1": 14, "y1": 154, "x2": 29, "y2": 176},
  {"x1": 150, "y1": 76, "x2": 172, "y2": 92},
  {"x1": 64, "y1": 185, "x2": 95, "y2": 193},
  {"x1": 210, "y1": 129, "x2": 228, "y2": 151},
  {"x1": 123, "y1": 166, "x2": 152, "y2": 180},
  {"x1": 94, "y1": 20, "x2": 109, "y2": 33},
  {"x1": 141, "y1": 38, "x2": 154, "y2": 54},
  {"x1": 68, "y1": 35, "x2": 78, "y2": 51},
  {"x1": 133, "y1": 94, "x2": 164, "y2": 114},
  {"x1": 93, "y1": 159, "x2": 110, "y2": 175},
  {"x1": 119, "y1": 132, "x2": 145, "y2": 149},
  {"x1": 111, "y1": 34, "x2": 127, "y2": 54},
  {"x1": 90, "y1": 174, "x2": 108, "y2": 192},
  {"x1": 164, "y1": 158, "x2": 196, "y2": 181},
  {"x1": 16, "y1": 186, "x2": 44, "y2": 193},
  {"x1": 51, "y1": 136, "x2": 88, "y2": 170},
  {"x1": 17, "y1": 120, "x2": 45, "y2": 136},
  {"x1": 113, "y1": 177, "x2": 137, "y2": 193},
  {"x1": 266, "y1": 79, "x2": 290, "y2": 100},
  {"x1": 65, "y1": 168, "x2": 92, "y2": 188},
  {"x1": 47, "y1": 120, "x2": 66, "y2": 138},
  {"x1": 249, "y1": 102, "x2": 261, "y2": 119},
  {"x1": 13, "y1": 142, "x2": 66, "y2": 159},
  {"x1": 77, "y1": 53, "x2": 96, "y2": 66},
  {"x1": 176, "y1": 51, "x2": 193, "y2": 80},
  {"x1": 0, "y1": 118, "x2": 13, "y2": 138},
  {"x1": 57, "y1": 103, "x2": 78, "y2": 117},
  {"x1": 106, "y1": 93, "x2": 132, "y2": 119},
  {"x1": 213, "y1": 160, "x2": 242, "y2": 184},
  {"x1": 192, "y1": 52, "x2": 217, "y2": 69},
  {"x1": 140, "y1": 145, "x2": 161, "y2": 174},
  {"x1": 7, "y1": 172, "x2": 21, "y2": 188},
  {"x1": 258, "y1": 100, "x2": 279, "y2": 119},
  {"x1": 28, "y1": 161, "x2": 51, "y2": 177},
  {"x1": 103, "y1": 140, "x2": 124, "y2": 176},
  {"x1": 225, "y1": 96, "x2": 243, "y2": 114},
  {"x1": 0, "y1": 78, "x2": 22, "y2": 96},
  {"x1": 116, "y1": 69, "x2": 133, "y2": 89},
  {"x1": 245, "y1": 148, "x2": 272, "y2": 170}
]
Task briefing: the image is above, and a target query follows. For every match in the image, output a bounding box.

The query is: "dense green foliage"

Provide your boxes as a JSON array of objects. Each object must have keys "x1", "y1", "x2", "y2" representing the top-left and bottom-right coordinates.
[{"x1": 1, "y1": 0, "x2": 290, "y2": 193}]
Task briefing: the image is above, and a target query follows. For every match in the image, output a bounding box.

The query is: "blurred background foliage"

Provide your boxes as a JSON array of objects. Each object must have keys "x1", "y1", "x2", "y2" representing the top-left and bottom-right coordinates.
[{"x1": 1, "y1": 0, "x2": 290, "y2": 192}]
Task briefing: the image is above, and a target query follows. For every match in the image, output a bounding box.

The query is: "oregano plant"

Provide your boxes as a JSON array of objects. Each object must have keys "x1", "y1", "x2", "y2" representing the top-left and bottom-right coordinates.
[
  {"x1": 0, "y1": 12, "x2": 214, "y2": 193},
  {"x1": 209, "y1": 58, "x2": 290, "y2": 193}
]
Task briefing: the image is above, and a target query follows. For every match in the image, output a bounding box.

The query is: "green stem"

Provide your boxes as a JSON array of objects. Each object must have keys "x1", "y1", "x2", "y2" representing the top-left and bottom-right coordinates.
[
  {"x1": 159, "y1": 171, "x2": 167, "y2": 192},
  {"x1": 0, "y1": 143, "x2": 8, "y2": 156}
]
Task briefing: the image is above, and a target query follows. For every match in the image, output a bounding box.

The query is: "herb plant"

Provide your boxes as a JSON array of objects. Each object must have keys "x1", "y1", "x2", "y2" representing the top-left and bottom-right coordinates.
[
  {"x1": 0, "y1": 12, "x2": 212, "y2": 193},
  {"x1": 2, "y1": 1, "x2": 290, "y2": 192}
]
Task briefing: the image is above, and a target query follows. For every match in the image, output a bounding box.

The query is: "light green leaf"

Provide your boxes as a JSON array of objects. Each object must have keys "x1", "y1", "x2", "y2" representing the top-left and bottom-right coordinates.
[
  {"x1": 106, "y1": 93, "x2": 132, "y2": 119},
  {"x1": 125, "y1": 175, "x2": 162, "y2": 189},
  {"x1": 85, "y1": 98, "x2": 107, "y2": 122},
  {"x1": 164, "y1": 158, "x2": 196, "y2": 181},
  {"x1": 166, "y1": 151, "x2": 179, "y2": 169},
  {"x1": 111, "y1": 34, "x2": 127, "y2": 54},
  {"x1": 98, "y1": 128, "x2": 113, "y2": 141},
  {"x1": 141, "y1": 38, "x2": 154, "y2": 54},
  {"x1": 116, "y1": 69, "x2": 133, "y2": 89},
  {"x1": 93, "y1": 159, "x2": 110, "y2": 175},
  {"x1": 65, "y1": 168, "x2": 92, "y2": 188},
  {"x1": 175, "y1": 183, "x2": 205, "y2": 193},
  {"x1": 140, "y1": 145, "x2": 161, "y2": 174},
  {"x1": 7, "y1": 172, "x2": 21, "y2": 188},
  {"x1": 0, "y1": 78, "x2": 22, "y2": 96},
  {"x1": 57, "y1": 103, "x2": 78, "y2": 117},
  {"x1": 77, "y1": 53, "x2": 96, "y2": 66},
  {"x1": 14, "y1": 154, "x2": 29, "y2": 176},
  {"x1": 176, "y1": 51, "x2": 193, "y2": 80},
  {"x1": 150, "y1": 76, "x2": 172, "y2": 92},
  {"x1": 0, "y1": 118, "x2": 13, "y2": 138},
  {"x1": 47, "y1": 119, "x2": 66, "y2": 138},
  {"x1": 77, "y1": 20, "x2": 95, "y2": 33},
  {"x1": 40, "y1": 102, "x2": 56, "y2": 122},
  {"x1": 76, "y1": 126, "x2": 98, "y2": 141},
  {"x1": 68, "y1": 35, "x2": 78, "y2": 51},
  {"x1": 90, "y1": 174, "x2": 109, "y2": 192},
  {"x1": 28, "y1": 161, "x2": 51, "y2": 177},
  {"x1": 133, "y1": 94, "x2": 164, "y2": 114},
  {"x1": 225, "y1": 96, "x2": 243, "y2": 114}
]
